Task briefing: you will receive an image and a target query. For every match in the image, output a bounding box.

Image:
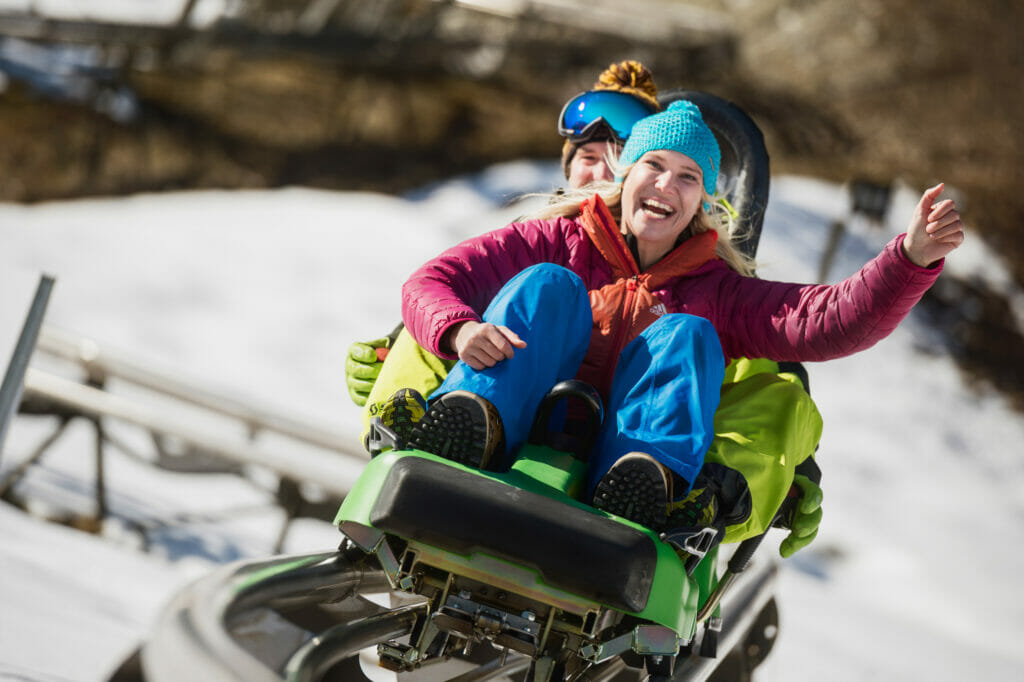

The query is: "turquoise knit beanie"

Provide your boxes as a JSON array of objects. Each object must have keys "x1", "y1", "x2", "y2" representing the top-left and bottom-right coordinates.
[{"x1": 617, "y1": 100, "x2": 720, "y2": 195}]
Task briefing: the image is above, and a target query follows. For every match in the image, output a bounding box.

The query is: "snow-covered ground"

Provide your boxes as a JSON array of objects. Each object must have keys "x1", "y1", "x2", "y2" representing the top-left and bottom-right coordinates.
[
  {"x1": 2, "y1": 163, "x2": 1024, "y2": 681},
  {"x1": 0, "y1": 0, "x2": 229, "y2": 26}
]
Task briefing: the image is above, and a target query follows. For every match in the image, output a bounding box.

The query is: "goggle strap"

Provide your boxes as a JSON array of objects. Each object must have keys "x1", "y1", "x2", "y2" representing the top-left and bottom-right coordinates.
[{"x1": 717, "y1": 197, "x2": 739, "y2": 220}]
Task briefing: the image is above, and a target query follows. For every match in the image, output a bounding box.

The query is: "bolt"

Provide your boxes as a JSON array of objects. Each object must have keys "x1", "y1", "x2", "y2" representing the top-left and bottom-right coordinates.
[{"x1": 521, "y1": 610, "x2": 536, "y2": 621}]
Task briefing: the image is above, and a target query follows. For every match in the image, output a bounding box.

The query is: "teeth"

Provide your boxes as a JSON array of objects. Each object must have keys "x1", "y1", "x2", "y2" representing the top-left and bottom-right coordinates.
[{"x1": 641, "y1": 198, "x2": 674, "y2": 216}]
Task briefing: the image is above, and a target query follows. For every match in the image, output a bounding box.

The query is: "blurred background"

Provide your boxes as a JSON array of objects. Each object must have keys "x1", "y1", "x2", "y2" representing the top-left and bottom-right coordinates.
[
  {"x1": 2, "y1": 0, "x2": 1022, "y2": 406},
  {"x1": 3, "y1": 2, "x2": 1024, "y2": 680}
]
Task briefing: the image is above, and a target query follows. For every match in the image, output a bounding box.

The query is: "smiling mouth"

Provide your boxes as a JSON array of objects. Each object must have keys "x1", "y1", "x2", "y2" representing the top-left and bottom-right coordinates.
[{"x1": 641, "y1": 198, "x2": 675, "y2": 219}]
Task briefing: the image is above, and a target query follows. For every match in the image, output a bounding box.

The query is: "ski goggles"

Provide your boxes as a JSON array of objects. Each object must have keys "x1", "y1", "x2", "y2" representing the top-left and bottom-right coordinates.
[{"x1": 557, "y1": 90, "x2": 659, "y2": 143}]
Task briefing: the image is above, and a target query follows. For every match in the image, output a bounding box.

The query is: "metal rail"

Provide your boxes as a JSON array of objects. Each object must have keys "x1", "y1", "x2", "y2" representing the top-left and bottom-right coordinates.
[
  {"x1": 21, "y1": 367, "x2": 364, "y2": 498},
  {"x1": 137, "y1": 544, "x2": 779, "y2": 682},
  {"x1": 673, "y1": 556, "x2": 779, "y2": 680},
  {"x1": 5, "y1": 320, "x2": 367, "y2": 546},
  {"x1": 36, "y1": 325, "x2": 359, "y2": 457},
  {"x1": 282, "y1": 604, "x2": 427, "y2": 682},
  {"x1": 140, "y1": 548, "x2": 569, "y2": 681},
  {"x1": 141, "y1": 551, "x2": 397, "y2": 681},
  {"x1": 0, "y1": 275, "x2": 54, "y2": 463}
]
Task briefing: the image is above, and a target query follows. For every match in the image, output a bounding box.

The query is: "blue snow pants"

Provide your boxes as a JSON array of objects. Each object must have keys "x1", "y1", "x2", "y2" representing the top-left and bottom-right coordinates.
[{"x1": 434, "y1": 263, "x2": 726, "y2": 497}]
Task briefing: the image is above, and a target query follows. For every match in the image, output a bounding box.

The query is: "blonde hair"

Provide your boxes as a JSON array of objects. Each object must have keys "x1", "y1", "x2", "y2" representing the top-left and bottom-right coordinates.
[{"x1": 529, "y1": 163, "x2": 756, "y2": 276}]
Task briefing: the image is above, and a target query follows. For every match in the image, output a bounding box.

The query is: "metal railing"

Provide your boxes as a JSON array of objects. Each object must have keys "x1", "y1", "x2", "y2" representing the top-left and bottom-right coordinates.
[
  {"x1": 2, "y1": 300, "x2": 368, "y2": 550},
  {"x1": 0, "y1": 275, "x2": 55, "y2": 464},
  {"x1": 35, "y1": 325, "x2": 360, "y2": 456}
]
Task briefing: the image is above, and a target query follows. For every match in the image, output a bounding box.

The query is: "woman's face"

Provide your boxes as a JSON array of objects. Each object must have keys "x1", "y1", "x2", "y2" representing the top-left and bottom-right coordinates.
[{"x1": 621, "y1": 150, "x2": 705, "y2": 267}]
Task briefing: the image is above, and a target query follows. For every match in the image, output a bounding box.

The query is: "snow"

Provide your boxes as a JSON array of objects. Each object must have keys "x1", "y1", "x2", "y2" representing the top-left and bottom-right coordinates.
[
  {"x1": 2, "y1": 163, "x2": 1024, "y2": 681},
  {"x1": 0, "y1": 1, "x2": 232, "y2": 27}
]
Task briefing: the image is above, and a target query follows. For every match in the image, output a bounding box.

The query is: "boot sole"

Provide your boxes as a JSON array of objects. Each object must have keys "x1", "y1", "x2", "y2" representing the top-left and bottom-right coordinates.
[
  {"x1": 411, "y1": 391, "x2": 502, "y2": 470},
  {"x1": 592, "y1": 454, "x2": 670, "y2": 530},
  {"x1": 381, "y1": 389, "x2": 427, "y2": 443}
]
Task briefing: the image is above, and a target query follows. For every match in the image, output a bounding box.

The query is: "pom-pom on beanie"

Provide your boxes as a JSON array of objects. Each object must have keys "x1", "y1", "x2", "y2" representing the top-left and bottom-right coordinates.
[
  {"x1": 592, "y1": 60, "x2": 659, "y2": 110},
  {"x1": 560, "y1": 60, "x2": 660, "y2": 178},
  {"x1": 617, "y1": 100, "x2": 721, "y2": 195}
]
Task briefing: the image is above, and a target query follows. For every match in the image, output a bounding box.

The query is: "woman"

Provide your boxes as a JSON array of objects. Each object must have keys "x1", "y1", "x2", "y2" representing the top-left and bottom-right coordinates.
[
  {"x1": 349, "y1": 60, "x2": 660, "y2": 414},
  {"x1": 400, "y1": 100, "x2": 964, "y2": 532}
]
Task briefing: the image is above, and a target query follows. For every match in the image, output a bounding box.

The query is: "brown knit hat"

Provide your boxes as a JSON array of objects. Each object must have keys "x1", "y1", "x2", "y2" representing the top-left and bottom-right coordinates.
[{"x1": 560, "y1": 60, "x2": 661, "y2": 178}]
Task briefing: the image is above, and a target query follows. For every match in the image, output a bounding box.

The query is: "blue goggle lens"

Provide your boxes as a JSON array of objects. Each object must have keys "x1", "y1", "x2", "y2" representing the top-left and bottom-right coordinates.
[{"x1": 558, "y1": 90, "x2": 657, "y2": 142}]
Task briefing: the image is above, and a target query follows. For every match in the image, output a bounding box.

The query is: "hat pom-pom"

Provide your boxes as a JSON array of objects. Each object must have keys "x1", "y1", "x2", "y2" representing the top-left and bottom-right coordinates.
[
  {"x1": 593, "y1": 60, "x2": 659, "y2": 110},
  {"x1": 666, "y1": 100, "x2": 701, "y2": 116}
]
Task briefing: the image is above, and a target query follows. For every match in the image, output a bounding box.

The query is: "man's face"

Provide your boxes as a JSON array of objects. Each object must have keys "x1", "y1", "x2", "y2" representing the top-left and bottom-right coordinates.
[{"x1": 567, "y1": 140, "x2": 622, "y2": 189}]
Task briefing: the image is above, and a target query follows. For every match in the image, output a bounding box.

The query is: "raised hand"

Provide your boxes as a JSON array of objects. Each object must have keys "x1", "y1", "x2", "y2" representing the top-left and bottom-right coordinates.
[{"x1": 902, "y1": 183, "x2": 965, "y2": 268}]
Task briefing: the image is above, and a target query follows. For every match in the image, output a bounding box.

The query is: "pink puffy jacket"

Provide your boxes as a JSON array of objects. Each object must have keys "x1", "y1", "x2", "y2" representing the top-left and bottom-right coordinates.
[{"x1": 402, "y1": 195, "x2": 942, "y2": 396}]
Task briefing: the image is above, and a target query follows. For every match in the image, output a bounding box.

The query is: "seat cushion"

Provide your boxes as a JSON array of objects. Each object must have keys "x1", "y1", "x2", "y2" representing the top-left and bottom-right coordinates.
[{"x1": 369, "y1": 457, "x2": 657, "y2": 613}]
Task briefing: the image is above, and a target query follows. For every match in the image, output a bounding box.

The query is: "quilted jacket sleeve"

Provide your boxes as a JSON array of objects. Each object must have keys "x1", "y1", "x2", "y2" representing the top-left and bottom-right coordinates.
[
  {"x1": 401, "y1": 217, "x2": 573, "y2": 359},
  {"x1": 712, "y1": 234, "x2": 943, "y2": 362}
]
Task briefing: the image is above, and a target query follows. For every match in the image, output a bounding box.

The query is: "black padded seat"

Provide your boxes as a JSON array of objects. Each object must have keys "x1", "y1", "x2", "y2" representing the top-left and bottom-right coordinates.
[{"x1": 369, "y1": 457, "x2": 657, "y2": 613}]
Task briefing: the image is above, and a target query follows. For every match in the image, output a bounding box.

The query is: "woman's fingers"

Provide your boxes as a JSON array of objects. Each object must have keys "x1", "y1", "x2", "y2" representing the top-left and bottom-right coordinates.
[
  {"x1": 458, "y1": 323, "x2": 527, "y2": 369},
  {"x1": 914, "y1": 183, "x2": 945, "y2": 222},
  {"x1": 927, "y1": 204, "x2": 965, "y2": 245},
  {"x1": 496, "y1": 325, "x2": 527, "y2": 350},
  {"x1": 927, "y1": 200, "x2": 961, "y2": 233},
  {"x1": 478, "y1": 326, "x2": 512, "y2": 363},
  {"x1": 932, "y1": 221, "x2": 965, "y2": 244},
  {"x1": 922, "y1": 182, "x2": 945, "y2": 205},
  {"x1": 927, "y1": 198, "x2": 956, "y2": 222},
  {"x1": 463, "y1": 351, "x2": 491, "y2": 371},
  {"x1": 903, "y1": 182, "x2": 966, "y2": 266}
]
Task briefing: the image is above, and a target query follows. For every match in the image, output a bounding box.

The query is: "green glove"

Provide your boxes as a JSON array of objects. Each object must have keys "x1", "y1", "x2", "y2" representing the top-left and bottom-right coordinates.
[
  {"x1": 779, "y1": 473, "x2": 823, "y2": 558},
  {"x1": 345, "y1": 337, "x2": 391, "y2": 406}
]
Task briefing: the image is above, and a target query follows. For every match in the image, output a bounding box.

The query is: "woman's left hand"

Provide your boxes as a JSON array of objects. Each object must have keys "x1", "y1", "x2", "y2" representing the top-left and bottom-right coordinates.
[{"x1": 902, "y1": 183, "x2": 965, "y2": 268}]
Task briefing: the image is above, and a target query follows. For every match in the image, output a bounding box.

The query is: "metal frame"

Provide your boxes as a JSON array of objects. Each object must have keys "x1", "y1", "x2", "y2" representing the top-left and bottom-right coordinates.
[{"x1": 2, "y1": 324, "x2": 367, "y2": 551}]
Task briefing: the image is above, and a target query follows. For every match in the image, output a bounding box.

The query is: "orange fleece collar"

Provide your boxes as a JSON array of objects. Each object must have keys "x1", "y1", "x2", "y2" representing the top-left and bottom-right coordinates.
[{"x1": 578, "y1": 194, "x2": 719, "y2": 283}]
